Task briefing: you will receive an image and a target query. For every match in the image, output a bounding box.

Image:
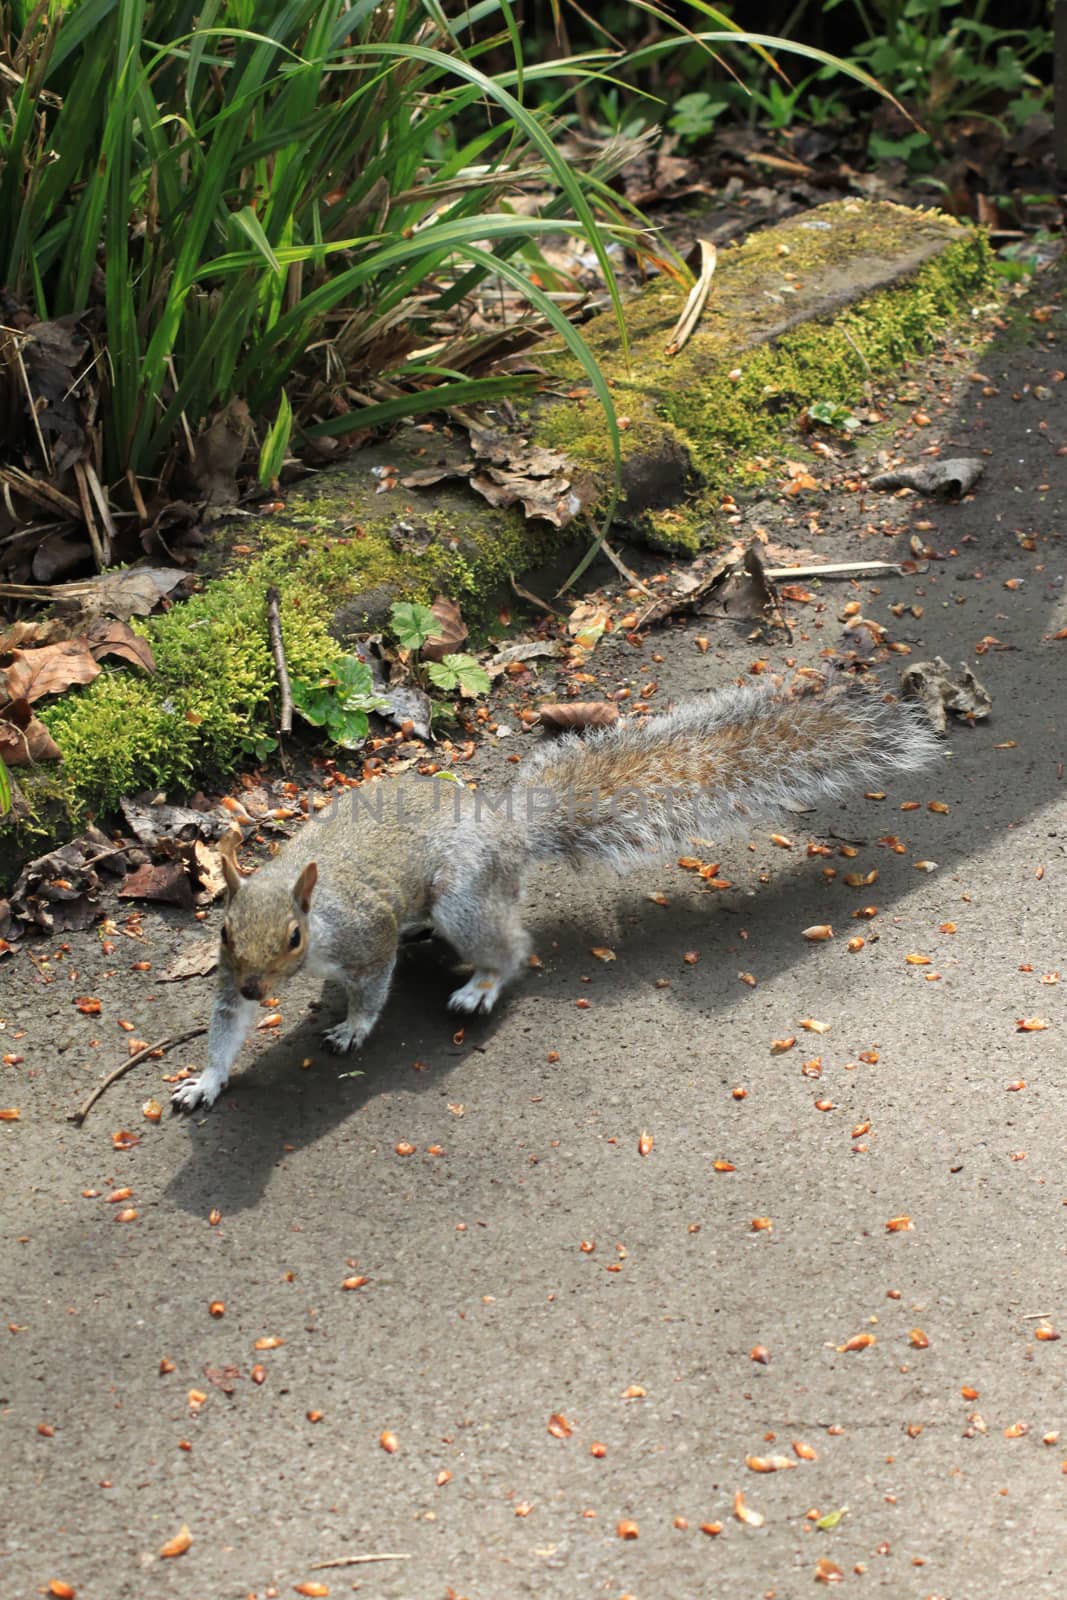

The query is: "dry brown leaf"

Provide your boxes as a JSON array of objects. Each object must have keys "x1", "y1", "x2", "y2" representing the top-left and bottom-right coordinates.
[
  {"x1": 1, "y1": 640, "x2": 100, "y2": 704},
  {"x1": 0, "y1": 697, "x2": 63, "y2": 764},
  {"x1": 909, "y1": 1328, "x2": 930, "y2": 1348},
  {"x1": 733, "y1": 1490, "x2": 764, "y2": 1527},
  {"x1": 547, "y1": 1412, "x2": 574, "y2": 1439},
  {"x1": 1017, "y1": 1017, "x2": 1050, "y2": 1032},
  {"x1": 793, "y1": 1439, "x2": 818, "y2": 1461},
  {"x1": 838, "y1": 1332, "x2": 876, "y2": 1352},
  {"x1": 886, "y1": 1215, "x2": 914, "y2": 1232},
  {"x1": 159, "y1": 1525, "x2": 192, "y2": 1559},
  {"x1": 419, "y1": 595, "x2": 468, "y2": 663},
  {"x1": 815, "y1": 1557, "x2": 845, "y2": 1584}
]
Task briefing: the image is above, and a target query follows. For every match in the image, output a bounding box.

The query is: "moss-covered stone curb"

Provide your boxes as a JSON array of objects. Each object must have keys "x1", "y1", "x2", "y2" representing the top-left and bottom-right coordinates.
[
  {"x1": 2, "y1": 199, "x2": 995, "y2": 873},
  {"x1": 532, "y1": 198, "x2": 994, "y2": 550}
]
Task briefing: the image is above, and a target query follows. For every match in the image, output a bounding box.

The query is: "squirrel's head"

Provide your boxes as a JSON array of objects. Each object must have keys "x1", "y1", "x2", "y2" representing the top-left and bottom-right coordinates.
[{"x1": 216, "y1": 832, "x2": 317, "y2": 1002}]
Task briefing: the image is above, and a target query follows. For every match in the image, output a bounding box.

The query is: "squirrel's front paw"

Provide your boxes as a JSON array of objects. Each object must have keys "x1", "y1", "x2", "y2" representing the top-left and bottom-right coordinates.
[
  {"x1": 171, "y1": 1074, "x2": 226, "y2": 1113},
  {"x1": 448, "y1": 972, "x2": 502, "y2": 1014},
  {"x1": 323, "y1": 1020, "x2": 360, "y2": 1054}
]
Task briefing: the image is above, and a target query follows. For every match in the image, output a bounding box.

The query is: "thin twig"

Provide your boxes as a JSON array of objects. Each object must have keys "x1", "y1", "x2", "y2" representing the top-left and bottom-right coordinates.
[
  {"x1": 166, "y1": 355, "x2": 197, "y2": 464},
  {"x1": 309, "y1": 1553, "x2": 411, "y2": 1570},
  {"x1": 72, "y1": 460, "x2": 107, "y2": 572},
  {"x1": 266, "y1": 585, "x2": 293, "y2": 735},
  {"x1": 12, "y1": 340, "x2": 53, "y2": 475},
  {"x1": 839, "y1": 322, "x2": 872, "y2": 377},
  {"x1": 765, "y1": 561, "x2": 904, "y2": 580},
  {"x1": 510, "y1": 572, "x2": 566, "y2": 616},
  {"x1": 82, "y1": 459, "x2": 116, "y2": 566},
  {"x1": 68, "y1": 1025, "x2": 208, "y2": 1126},
  {"x1": 600, "y1": 538, "x2": 651, "y2": 595}
]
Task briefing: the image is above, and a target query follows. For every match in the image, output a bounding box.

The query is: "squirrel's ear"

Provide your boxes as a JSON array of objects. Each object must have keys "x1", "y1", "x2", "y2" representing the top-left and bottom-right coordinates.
[
  {"x1": 218, "y1": 829, "x2": 243, "y2": 903},
  {"x1": 292, "y1": 860, "x2": 317, "y2": 913}
]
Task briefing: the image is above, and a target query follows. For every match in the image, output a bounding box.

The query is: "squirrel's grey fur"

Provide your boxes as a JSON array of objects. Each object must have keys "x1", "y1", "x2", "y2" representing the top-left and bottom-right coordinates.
[{"x1": 173, "y1": 678, "x2": 939, "y2": 1113}]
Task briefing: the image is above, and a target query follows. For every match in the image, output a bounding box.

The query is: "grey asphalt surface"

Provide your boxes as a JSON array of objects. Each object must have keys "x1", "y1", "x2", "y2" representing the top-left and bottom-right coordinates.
[{"x1": 3, "y1": 284, "x2": 1067, "y2": 1600}]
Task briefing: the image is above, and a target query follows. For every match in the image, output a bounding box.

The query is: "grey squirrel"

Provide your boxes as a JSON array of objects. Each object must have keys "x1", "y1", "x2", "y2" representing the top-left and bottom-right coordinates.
[{"x1": 172, "y1": 676, "x2": 939, "y2": 1112}]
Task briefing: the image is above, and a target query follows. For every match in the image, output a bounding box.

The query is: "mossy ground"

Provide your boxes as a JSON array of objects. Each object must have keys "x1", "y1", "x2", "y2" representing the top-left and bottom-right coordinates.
[
  {"x1": 2, "y1": 201, "x2": 998, "y2": 869},
  {"x1": 534, "y1": 201, "x2": 997, "y2": 551},
  {"x1": 7, "y1": 480, "x2": 563, "y2": 862}
]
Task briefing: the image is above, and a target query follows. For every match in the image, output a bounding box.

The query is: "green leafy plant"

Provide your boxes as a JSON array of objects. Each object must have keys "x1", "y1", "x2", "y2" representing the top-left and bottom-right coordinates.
[
  {"x1": 388, "y1": 602, "x2": 491, "y2": 700},
  {"x1": 237, "y1": 732, "x2": 280, "y2": 762},
  {"x1": 290, "y1": 654, "x2": 386, "y2": 750},
  {"x1": 0, "y1": 754, "x2": 10, "y2": 816},
  {"x1": 390, "y1": 601, "x2": 438, "y2": 654},
  {"x1": 806, "y1": 399, "x2": 862, "y2": 434},
  {"x1": 424, "y1": 655, "x2": 492, "y2": 697},
  {"x1": 824, "y1": 0, "x2": 1051, "y2": 147},
  {"x1": 0, "y1": 0, "x2": 642, "y2": 503},
  {"x1": 668, "y1": 90, "x2": 730, "y2": 141}
]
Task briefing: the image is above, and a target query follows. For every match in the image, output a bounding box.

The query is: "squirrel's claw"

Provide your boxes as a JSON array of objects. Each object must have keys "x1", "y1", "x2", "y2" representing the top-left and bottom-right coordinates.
[
  {"x1": 448, "y1": 972, "x2": 502, "y2": 1014},
  {"x1": 322, "y1": 1020, "x2": 360, "y2": 1053},
  {"x1": 171, "y1": 1075, "x2": 224, "y2": 1113}
]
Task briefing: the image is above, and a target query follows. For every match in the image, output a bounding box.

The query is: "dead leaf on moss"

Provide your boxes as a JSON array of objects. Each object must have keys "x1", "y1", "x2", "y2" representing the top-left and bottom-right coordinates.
[
  {"x1": 0, "y1": 697, "x2": 62, "y2": 764},
  {"x1": 87, "y1": 620, "x2": 155, "y2": 674},
  {"x1": 1, "y1": 640, "x2": 100, "y2": 703}
]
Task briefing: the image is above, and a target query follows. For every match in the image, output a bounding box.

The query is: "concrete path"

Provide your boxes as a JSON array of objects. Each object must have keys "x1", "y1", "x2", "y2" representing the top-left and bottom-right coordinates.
[{"x1": 3, "y1": 283, "x2": 1066, "y2": 1600}]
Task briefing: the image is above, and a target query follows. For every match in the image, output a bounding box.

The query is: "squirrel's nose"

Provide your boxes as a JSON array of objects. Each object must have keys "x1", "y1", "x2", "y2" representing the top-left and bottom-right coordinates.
[{"x1": 240, "y1": 977, "x2": 265, "y2": 1001}]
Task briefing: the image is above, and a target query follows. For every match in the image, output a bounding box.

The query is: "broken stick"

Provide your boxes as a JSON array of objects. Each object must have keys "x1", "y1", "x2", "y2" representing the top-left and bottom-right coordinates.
[
  {"x1": 68, "y1": 1025, "x2": 208, "y2": 1126},
  {"x1": 309, "y1": 1553, "x2": 411, "y2": 1569},
  {"x1": 266, "y1": 584, "x2": 293, "y2": 735}
]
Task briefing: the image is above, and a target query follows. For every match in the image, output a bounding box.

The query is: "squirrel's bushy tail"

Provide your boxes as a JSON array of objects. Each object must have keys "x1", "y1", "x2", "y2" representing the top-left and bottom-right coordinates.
[{"x1": 508, "y1": 678, "x2": 940, "y2": 869}]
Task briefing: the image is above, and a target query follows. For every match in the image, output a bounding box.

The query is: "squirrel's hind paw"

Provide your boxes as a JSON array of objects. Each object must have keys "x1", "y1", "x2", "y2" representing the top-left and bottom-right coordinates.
[
  {"x1": 171, "y1": 1074, "x2": 225, "y2": 1113},
  {"x1": 448, "y1": 973, "x2": 503, "y2": 1015}
]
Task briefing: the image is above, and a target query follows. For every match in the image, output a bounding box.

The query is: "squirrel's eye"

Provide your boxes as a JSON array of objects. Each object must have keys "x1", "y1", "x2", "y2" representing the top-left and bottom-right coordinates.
[{"x1": 289, "y1": 925, "x2": 302, "y2": 950}]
